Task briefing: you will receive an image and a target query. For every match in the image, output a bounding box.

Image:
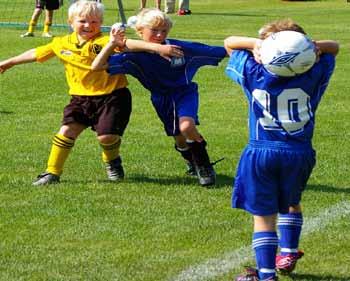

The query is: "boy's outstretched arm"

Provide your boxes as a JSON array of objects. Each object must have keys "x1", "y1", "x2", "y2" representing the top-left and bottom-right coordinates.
[
  {"x1": 124, "y1": 39, "x2": 183, "y2": 59},
  {"x1": 91, "y1": 38, "x2": 184, "y2": 71},
  {"x1": 91, "y1": 24, "x2": 183, "y2": 71},
  {"x1": 224, "y1": 36, "x2": 260, "y2": 55},
  {"x1": 0, "y1": 49, "x2": 36, "y2": 74},
  {"x1": 91, "y1": 40, "x2": 118, "y2": 71}
]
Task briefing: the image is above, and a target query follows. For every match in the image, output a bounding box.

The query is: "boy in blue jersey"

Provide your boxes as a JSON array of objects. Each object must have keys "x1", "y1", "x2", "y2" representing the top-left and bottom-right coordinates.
[
  {"x1": 92, "y1": 8, "x2": 227, "y2": 187},
  {"x1": 224, "y1": 19, "x2": 339, "y2": 281}
]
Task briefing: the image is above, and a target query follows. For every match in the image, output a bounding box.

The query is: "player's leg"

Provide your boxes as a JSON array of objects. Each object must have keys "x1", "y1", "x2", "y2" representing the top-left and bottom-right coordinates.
[
  {"x1": 234, "y1": 146, "x2": 279, "y2": 281},
  {"x1": 21, "y1": 4, "x2": 43, "y2": 37},
  {"x1": 94, "y1": 88, "x2": 132, "y2": 181},
  {"x1": 235, "y1": 216, "x2": 279, "y2": 281},
  {"x1": 179, "y1": 117, "x2": 215, "y2": 186},
  {"x1": 276, "y1": 149, "x2": 315, "y2": 274},
  {"x1": 42, "y1": 0, "x2": 60, "y2": 37},
  {"x1": 176, "y1": 88, "x2": 215, "y2": 186},
  {"x1": 42, "y1": 9, "x2": 54, "y2": 37},
  {"x1": 98, "y1": 134, "x2": 124, "y2": 181},
  {"x1": 178, "y1": 0, "x2": 191, "y2": 15},
  {"x1": 174, "y1": 135, "x2": 195, "y2": 176},
  {"x1": 164, "y1": 0, "x2": 175, "y2": 14},
  {"x1": 140, "y1": 0, "x2": 147, "y2": 9},
  {"x1": 276, "y1": 204, "x2": 304, "y2": 274},
  {"x1": 252, "y1": 215, "x2": 279, "y2": 280},
  {"x1": 33, "y1": 123, "x2": 86, "y2": 186}
]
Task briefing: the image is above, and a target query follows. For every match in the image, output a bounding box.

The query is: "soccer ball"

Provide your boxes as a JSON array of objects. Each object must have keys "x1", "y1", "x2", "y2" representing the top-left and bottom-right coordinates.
[
  {"x1": 260, "y1": 30, "x2": 316, "y2": 77},
  {"x1": 127, "y1": 16, "x2": 138, "y2": 28}
]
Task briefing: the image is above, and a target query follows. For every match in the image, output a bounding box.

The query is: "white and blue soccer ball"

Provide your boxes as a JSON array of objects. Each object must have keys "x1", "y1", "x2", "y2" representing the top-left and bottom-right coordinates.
[
  {"x1": 260, "y1": 30, "x2": 317, "y2": 77},
  {"x1": 127, "y1": 15, "x2": 138, "y2": 28}
]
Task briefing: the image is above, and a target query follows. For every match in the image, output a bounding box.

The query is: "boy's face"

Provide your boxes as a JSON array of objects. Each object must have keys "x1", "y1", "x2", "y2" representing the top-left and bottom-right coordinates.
[
  {"x1": 71, "y1": 15, "x2": 102, "y2": 41},
  {"x1": 140, "y1": 23, "x2": 169, "y2": 44}
]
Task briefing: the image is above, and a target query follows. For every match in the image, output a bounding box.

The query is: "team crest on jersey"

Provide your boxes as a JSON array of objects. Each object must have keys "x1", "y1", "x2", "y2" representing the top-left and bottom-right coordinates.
[
  {"x1": 270, "y1": 52, "x2": 299, "y2": 66},
  {"x1": 60, "y1": 50, "x2": 73, "y2": 56},
  {"x1": 92, "y1": 44, "x2": 103, "y2": 54},
  {"x1": 170, "y1": 57, "x2": 185, "y2": 67}
]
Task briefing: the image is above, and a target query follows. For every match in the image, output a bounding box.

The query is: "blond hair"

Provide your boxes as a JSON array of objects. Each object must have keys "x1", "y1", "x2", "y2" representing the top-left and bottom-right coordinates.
[
  {"x1": 134, "y1": 8, "x2": 173, "y2": 37},
  {"x1": 258, "y1": 19, "x2": 305, "y2": 39},
  {"x1": 68, "y1": 0, "x2": 104, "y2": 24}
]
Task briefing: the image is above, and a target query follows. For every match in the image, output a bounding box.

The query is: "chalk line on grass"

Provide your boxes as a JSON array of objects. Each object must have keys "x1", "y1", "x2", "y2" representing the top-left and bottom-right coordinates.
[{"x1": 171, "y1": 200, "x2": 350, "y2": 281}]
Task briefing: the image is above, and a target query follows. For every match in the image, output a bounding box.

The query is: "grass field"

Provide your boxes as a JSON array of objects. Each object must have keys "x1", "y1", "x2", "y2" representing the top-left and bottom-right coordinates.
[{"x1": 0, "y1": 0, "x2": 349, "y2": 280}]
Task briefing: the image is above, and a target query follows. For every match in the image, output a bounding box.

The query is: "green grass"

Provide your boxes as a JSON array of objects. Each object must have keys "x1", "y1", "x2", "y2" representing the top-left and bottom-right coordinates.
[{"x1": 0, "y1": 0, "x2": 350, "y2": 280}]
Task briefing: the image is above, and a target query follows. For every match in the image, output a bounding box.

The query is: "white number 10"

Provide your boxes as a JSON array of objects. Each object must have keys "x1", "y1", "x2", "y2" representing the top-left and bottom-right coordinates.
[{"x1": 252, "y1": 88, "x2": 312, "y2": 134}]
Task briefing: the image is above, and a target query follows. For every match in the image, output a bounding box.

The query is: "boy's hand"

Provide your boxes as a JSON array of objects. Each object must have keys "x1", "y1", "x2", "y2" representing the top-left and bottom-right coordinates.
[
  {"x1": 156, "y1": 44, "x2": 184, "y2": 61},
  {"x1": 0, "y1": 60, "x2": 13, "y2": 74},
  {"x1": 109, "y1": 23, "x2": 126, "y2": 48}
]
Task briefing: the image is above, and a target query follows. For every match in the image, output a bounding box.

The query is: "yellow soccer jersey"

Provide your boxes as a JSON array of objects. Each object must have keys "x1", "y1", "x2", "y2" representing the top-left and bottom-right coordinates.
[{"x1": 35, "y1": 32, "x2": 128, "y2": 96}]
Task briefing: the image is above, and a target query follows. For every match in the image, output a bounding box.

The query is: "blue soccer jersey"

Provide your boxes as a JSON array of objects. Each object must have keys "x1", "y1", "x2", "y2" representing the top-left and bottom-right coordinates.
[
  {"x1": 226, "y1": 50, "x2": 335, "y2": 146},
  {"x1": 108, "y1": 39, "x2": 226, "y2": 95},
  {"x1": 226, "y1": 50, "x2": 336, "y2": 215},
  {"x1": 107, "y1": 39, "x2": 226, "y2": 135}
]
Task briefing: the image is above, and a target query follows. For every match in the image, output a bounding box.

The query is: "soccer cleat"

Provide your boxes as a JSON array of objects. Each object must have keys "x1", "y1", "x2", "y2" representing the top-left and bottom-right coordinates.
[
  {"x1": 177, "y1": 9, "x2": 191, "y2": 15},
  {"x1": 235, "y1": 267, "x2": 278, "y2": 281},
  {"x1": 32, "y1": 172, "x2": 60, "y2": 186},
  {"x1": 20, "y1": 32, "x2": 34, "y2": 38},
  {"x1": 195, "y1": 163, "x2": 216, "y2": 187},
  {"x1": 106, "y1": 157, "x2": 124, "y2": 181},
  {"x1": 41, "y1": 32, "x2": 53, "y2": 38},
  {"x1": 177, "y1": 9, "x2": 186, "y2": 15},
  {"x1": 276, "y1": 250, "x2": 304, "y2": 275},
  {"x1": 235, "y1": 267, "x2": 259, "y2": 281},
  {"x1": 185, "y1": 161, "x2": 196, "y2": 176}
]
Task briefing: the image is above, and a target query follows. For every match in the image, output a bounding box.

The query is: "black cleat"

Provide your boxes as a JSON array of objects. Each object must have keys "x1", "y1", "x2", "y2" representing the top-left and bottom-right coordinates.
[
  {"x1": 195, "y1": 164, "x2": 216, "y2": 187},
  {"x1": 106, "y1": 157, "x2": 124, "y2": 181}
]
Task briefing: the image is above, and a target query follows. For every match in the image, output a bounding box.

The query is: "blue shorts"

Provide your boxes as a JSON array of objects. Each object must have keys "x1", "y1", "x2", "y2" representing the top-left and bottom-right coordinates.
[
  {"x1": 150, "y1": 83, "x2": 199, "y2": 136},
  {"x1": 232, "y1": 141, "x2": 316, "y2": 216}
]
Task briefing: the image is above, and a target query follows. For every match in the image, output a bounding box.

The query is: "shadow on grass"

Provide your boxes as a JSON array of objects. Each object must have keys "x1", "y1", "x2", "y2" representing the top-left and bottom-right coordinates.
[
  {"x1": 291, "y1": 273, "x2": 350, "y2": 281},
  {"x1": 0, "y1": 110, "x2": 14, "y2": 114},
  {"x1": 121, "y1": 173, "x2": 233, "y2": 189},
  {"x1": 307, "y1": 184, "x2": 350, "y2": 194}
]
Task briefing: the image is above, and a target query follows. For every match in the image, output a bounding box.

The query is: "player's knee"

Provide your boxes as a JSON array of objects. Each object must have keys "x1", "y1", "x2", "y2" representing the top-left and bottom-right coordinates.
[
  {"x1": 179, "y1": 118, "x2": 195, "y2": 135},
  {"x1": 98, "y1": 134, "x2": 120, "y2": 144}
]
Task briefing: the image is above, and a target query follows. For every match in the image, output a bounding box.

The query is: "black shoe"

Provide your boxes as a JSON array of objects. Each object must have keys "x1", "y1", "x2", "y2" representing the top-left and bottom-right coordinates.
[
  {"x1": 33, "y1": 172, "x2": 60, "y2": 186},
  {"x1": 106, "y1": 157, "x2": 124, "y2": 181},
  {"x1": 186, "y1": 161, "x2": 196, "y2": 176},
  {"x1": 195, "y1": 164, "x2": 216, "y2": 186}
]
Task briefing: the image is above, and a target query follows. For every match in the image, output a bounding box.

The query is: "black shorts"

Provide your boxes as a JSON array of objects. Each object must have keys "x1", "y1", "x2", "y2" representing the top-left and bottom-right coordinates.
[
  {"x1": 62, "y1": 88, "x2": 132, "y2": 136},
  {"x1": 36, "y1": 0, "x2": 60, "y2": 10}
]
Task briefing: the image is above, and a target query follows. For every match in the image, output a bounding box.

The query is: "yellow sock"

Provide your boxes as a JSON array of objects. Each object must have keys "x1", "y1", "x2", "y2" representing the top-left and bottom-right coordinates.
[
  {"x1": 100, "y1": 137, "x2": 121, "y2": 163},
  {"x1": 46, "y1": 134, "x2": 75, "y2": 176},
  {"x1": 28, "y1": 20, "x2": 37, "y2": 33},
  {"x1": 43, "y1": 21, "x2": 51, "y2": 33}
]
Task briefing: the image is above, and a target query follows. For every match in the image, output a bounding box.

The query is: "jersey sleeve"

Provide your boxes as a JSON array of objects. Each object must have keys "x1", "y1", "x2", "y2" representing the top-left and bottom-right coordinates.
[
  {"x1": 225, "y1": 50, "x2": 251, "y2": 86},
  {"x1": 177, "y1": 40, "x2": 226, "y2": 59},
  {"x1": 107, "y1": 53, "x2": 131, "y2": 75},
  {"x1": 35, "y1": 42, "x2": 56, "y2": 62}
]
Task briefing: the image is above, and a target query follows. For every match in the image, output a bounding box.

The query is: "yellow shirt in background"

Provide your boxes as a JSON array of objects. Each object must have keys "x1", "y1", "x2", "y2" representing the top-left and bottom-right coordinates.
[{"x1": 35, "y1": 32, "x2": 128, "y2": 96}]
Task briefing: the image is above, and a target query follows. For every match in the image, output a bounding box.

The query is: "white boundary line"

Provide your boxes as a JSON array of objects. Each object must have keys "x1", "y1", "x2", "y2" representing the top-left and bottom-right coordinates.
[{"x1": 171, "y1": 200, "x2": 350, "y2": 281}]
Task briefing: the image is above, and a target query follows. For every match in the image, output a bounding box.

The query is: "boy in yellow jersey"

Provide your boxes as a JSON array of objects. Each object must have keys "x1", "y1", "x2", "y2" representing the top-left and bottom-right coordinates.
[{"x1": 0, "y1": 0, "x2": 182, "y2": 186}]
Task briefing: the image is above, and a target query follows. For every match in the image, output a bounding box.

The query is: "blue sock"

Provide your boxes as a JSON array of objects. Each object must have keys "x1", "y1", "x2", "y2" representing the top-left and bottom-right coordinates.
[
  {"x1": 278, "y1": 212, "x2": 303, "y2": 255},
  {"x1": 253, "y1": 231, "x2": 278, "y2": 280}
]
